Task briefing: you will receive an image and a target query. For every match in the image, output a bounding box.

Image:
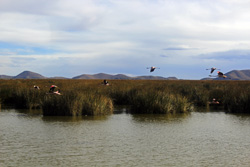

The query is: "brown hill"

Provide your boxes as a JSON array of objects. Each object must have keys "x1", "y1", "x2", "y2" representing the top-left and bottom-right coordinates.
[
  {"x1": 74, "y1": 73, "x2": 119, "y2": 79},
  {"x1": 225, "y1": 70, "x2": 250, "y2": 80},
  {"x1": 50, "y1": 77, "x2": 70, "y2": 79},
  {"x1": 73, "y1": 73, "x2": 134, "y2": 79},
  {"x1": 13, "y1": 71, "x2": 46, "y2": 79},
  {"x1": 134, "y1": 76, "x2": 177, "y2": 80},
  {"x1": 73, "y1": 73, "x2": 177, "y2": 80},
  {"x1": 201, "y1": 69, "x2": 250, "y2": 80},
  {"x1": 0, "y1": 75, "x2": 13, "y2": 79},
  {"x1": 1, "y1": 71, "x2": 177, "y2": 80}
]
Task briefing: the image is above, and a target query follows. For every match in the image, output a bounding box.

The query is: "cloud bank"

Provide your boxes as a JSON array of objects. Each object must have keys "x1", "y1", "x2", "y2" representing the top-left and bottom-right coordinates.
[{"x1": 0, "y1": 0, "x2": 250, "y2": 79}]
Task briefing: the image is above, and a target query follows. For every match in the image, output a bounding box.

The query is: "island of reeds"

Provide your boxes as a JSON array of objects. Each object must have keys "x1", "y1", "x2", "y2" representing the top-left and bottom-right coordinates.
[{"x1": 0, "y1": 79, "x2": 249, "y2": 116}]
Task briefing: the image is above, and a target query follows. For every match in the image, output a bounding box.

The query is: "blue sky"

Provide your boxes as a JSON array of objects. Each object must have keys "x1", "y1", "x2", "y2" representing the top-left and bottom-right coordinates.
[{"x1": 0, "y1": 0, "x2": 250, "y2": 79}]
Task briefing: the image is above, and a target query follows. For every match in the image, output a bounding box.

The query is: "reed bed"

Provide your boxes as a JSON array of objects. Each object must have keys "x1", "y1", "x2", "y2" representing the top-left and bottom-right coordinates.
[
  {"x1": 223, "y1": 86, "x2": 250, "y2": 113},
  {"x1": 0, "y1": 79, "x2": 249, "y2": 115},
  {"x1": 42, "y1": 91, "x2": 113, "y2": 116},
  {"x1": 129, "y1": 89, "x2": 193, "y2": 114}
]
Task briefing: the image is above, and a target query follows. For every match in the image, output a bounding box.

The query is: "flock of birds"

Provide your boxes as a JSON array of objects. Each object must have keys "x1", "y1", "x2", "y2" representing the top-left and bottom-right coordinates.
[
  {"x1": 206, "y1": 67, "x2": 227, "y2": 78},
  {"x1": 147, "y1": 66, "x2": 228, "y2": 79},
  {"x1": 32, "y1": 66, "x2": 228, "y2": 96},
  {"x1": 34, "y1": 84, "x2": 61, "y2": 95}
]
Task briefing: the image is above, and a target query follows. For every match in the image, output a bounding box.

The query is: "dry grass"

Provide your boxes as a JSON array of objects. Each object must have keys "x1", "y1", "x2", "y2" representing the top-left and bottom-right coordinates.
[{"x1": 0, "y1": 79, "x2": 249, "y2": 115}]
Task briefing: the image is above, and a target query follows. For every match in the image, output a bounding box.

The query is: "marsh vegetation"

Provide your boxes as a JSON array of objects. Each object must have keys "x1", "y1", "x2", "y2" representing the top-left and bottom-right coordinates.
[{"x1": 0, "y1": 79, "x2": 249, "y2": 115}]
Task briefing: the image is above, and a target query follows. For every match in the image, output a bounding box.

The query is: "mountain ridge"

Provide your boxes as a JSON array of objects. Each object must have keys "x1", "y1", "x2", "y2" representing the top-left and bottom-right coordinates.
[
  {"x1": 13, "y1": 71, "x2": 46, "y2": 79},
  {"x1": 0, "y1": 71, "x2": 177, "y2": 80},
  {"x1": 201, "y1": 69, "x2": 250, "y2": 80},
  {"x1": 1, "y1": 69, "x2": 250, "y2": 80},
  {"x1": 72, "y1": 72, "x2": 177, "y2": 80},
  {"x1": 225, "y1": 70, "x2": 250, "y2": 80}
]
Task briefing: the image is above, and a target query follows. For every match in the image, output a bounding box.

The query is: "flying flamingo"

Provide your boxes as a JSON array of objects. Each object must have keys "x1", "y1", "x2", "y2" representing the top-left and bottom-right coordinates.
[
  {"x1": 206, "y1": 67, "x2": 220, "y2": 74},
  {"x1": 209, "y1": 71, "x2": 227, "y2": 78},
  {"x1": 147, "y1": 66, "x2": 160, "y2": 72}
]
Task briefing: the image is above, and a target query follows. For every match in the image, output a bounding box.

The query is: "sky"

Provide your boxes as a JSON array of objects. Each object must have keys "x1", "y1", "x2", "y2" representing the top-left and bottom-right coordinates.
[{"x1": 0, "y1": 0, "x2": 250, "y2": 79}]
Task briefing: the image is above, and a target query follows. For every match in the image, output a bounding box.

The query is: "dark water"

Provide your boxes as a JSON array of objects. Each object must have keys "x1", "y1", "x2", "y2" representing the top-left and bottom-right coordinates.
[{"x1": 1, "y1": 108, "x2": 250, "y2": 167}]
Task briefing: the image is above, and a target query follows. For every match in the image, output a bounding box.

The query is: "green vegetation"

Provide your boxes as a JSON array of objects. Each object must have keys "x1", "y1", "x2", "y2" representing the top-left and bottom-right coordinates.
[
  {"x1": 42, "y1": 92, "x2": 113, "y2": 116},
  {"x1": 0, "y1": 79, "x2": 249, "y2": 115},
  {"x1": 130, "y1": 90, "x2": 192, "y2": 114}
]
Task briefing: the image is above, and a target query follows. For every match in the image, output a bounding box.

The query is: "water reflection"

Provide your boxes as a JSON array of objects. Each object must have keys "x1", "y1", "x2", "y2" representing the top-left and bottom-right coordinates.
[
  {"x1": 2, "y1": 108, "x2": 250, "y2": 167},
  {"x1": 194, "y1": 105, "x2": 225, "y2": 112},
  {"x1": 113, "y1": 105, "x2": 130, "y2": 114},
  {"x1": 131, "y1": 113, "x2": 190, "y2": 123},
  {"x1": 15, "y1": 108, "x2": 43, "y2": 115},
  {"x1": 42, "y1": 115, "x2": 110, "y2": 122}
]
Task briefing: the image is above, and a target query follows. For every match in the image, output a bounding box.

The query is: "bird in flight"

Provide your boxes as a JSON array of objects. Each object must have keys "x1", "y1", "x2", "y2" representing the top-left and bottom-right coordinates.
[
  {"x1": 206, "y1": 67, "x2": 221, "y2": 74},
  {"x1": 147, "y1": 66, "x2": 160, "y2": 72},
  {"x1": 209, "y1": 71, "x2": 227, "y2": 78}
]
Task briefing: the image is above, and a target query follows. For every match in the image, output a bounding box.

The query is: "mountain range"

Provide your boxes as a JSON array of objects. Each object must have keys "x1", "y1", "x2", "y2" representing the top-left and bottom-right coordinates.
[
  {"x1": 201, "y1": 69, "x2": 250, "y2": 80},
  {"x1": 225, "y1": 70, "x2": 250, "y2": 80},
  {"x1": 0, "y1": 71, "x2": 178, "y2": 80},
  {"x1": 72, "y1": 73, "x2": 178, "y2": 80},
  {"x1": 0, "y1": 70, "x2": 250, "y2": 80}
]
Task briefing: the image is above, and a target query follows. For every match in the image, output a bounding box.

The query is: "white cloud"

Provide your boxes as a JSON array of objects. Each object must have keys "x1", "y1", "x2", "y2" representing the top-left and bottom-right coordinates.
[
  {"x1": 0, "y1": 13, "x2": 52, "y2": 45},
  {"x1": 1, "y1": 0, "x2": 250, "y2": 79}
]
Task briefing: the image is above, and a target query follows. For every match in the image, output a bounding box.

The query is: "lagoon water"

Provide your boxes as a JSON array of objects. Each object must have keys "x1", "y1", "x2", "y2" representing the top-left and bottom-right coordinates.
[{"x1": 1, "y1": 108, "x2": 250, "y2": 167}]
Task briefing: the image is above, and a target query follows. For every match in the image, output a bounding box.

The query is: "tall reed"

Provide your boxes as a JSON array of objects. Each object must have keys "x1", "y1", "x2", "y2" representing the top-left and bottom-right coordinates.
[
  {"x1": 130, "y1": 89, "x2": 193, "y2": 114},
  {"x1": 42, "y1": 92, "x2": 81, "y2": 116},
  {"x1": 15, "y1": 87, "x2": 45, "y2": 109},
  {"x1": 223, "y1": 86, "x2": 250, "y2": 113},
  {"x1": 81, "y1": 93, "x2": 113, "y2": 116},
  {"x1": 0, "y1": 79, "x2": 250, "y2": 114},
  {"x1": 42, "y1": 91, "x2": 113, "y2": 116}
]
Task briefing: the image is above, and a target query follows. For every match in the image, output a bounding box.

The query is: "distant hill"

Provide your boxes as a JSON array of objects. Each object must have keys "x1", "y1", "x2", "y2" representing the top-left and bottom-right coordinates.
[
  {"x1": 134, "y1": 76, "x2": 177, "y2": 80},
  {"x1": 200, "y1": 77, "x2": 214, "y2": 80},
  {"x1": 73, "y1": 73, "x2": 177, "y2": 80},
  {"x1": 4, "y1": 70, "x2": 250, "y2": 80},
  {"x1": 225, "y1": 70, "x2": 250, "y2": 80},
  {"x1": 0, "y1": 75, "x2": 13, "y2": 79},
  {"x1": 0, "y1": 71, "x2": 177, "y2": 80},
  {"x1": 13, "y1": 71, "x2": 46, "y2": 79},
  {"x1": 50, "y1": 77, "x2": 70, "y2": 79},
  {"x1": 73, "y1": 73, "x2": 131, "y2": 79},
  {"x1": 201, "y1": 69, "x2": 250, "y2": 80}
]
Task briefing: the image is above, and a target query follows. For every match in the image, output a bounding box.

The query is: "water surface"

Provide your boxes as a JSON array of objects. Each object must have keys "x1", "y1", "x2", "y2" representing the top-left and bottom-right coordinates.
[{"x1": 1, "y1": 109, "x2": 250, "y2": 167}]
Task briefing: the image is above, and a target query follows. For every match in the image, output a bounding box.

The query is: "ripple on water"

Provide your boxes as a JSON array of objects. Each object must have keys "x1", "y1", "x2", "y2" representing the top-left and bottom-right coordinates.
[{"x1": 1, "y1": 110, "x2": 250, "y2": 167}]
